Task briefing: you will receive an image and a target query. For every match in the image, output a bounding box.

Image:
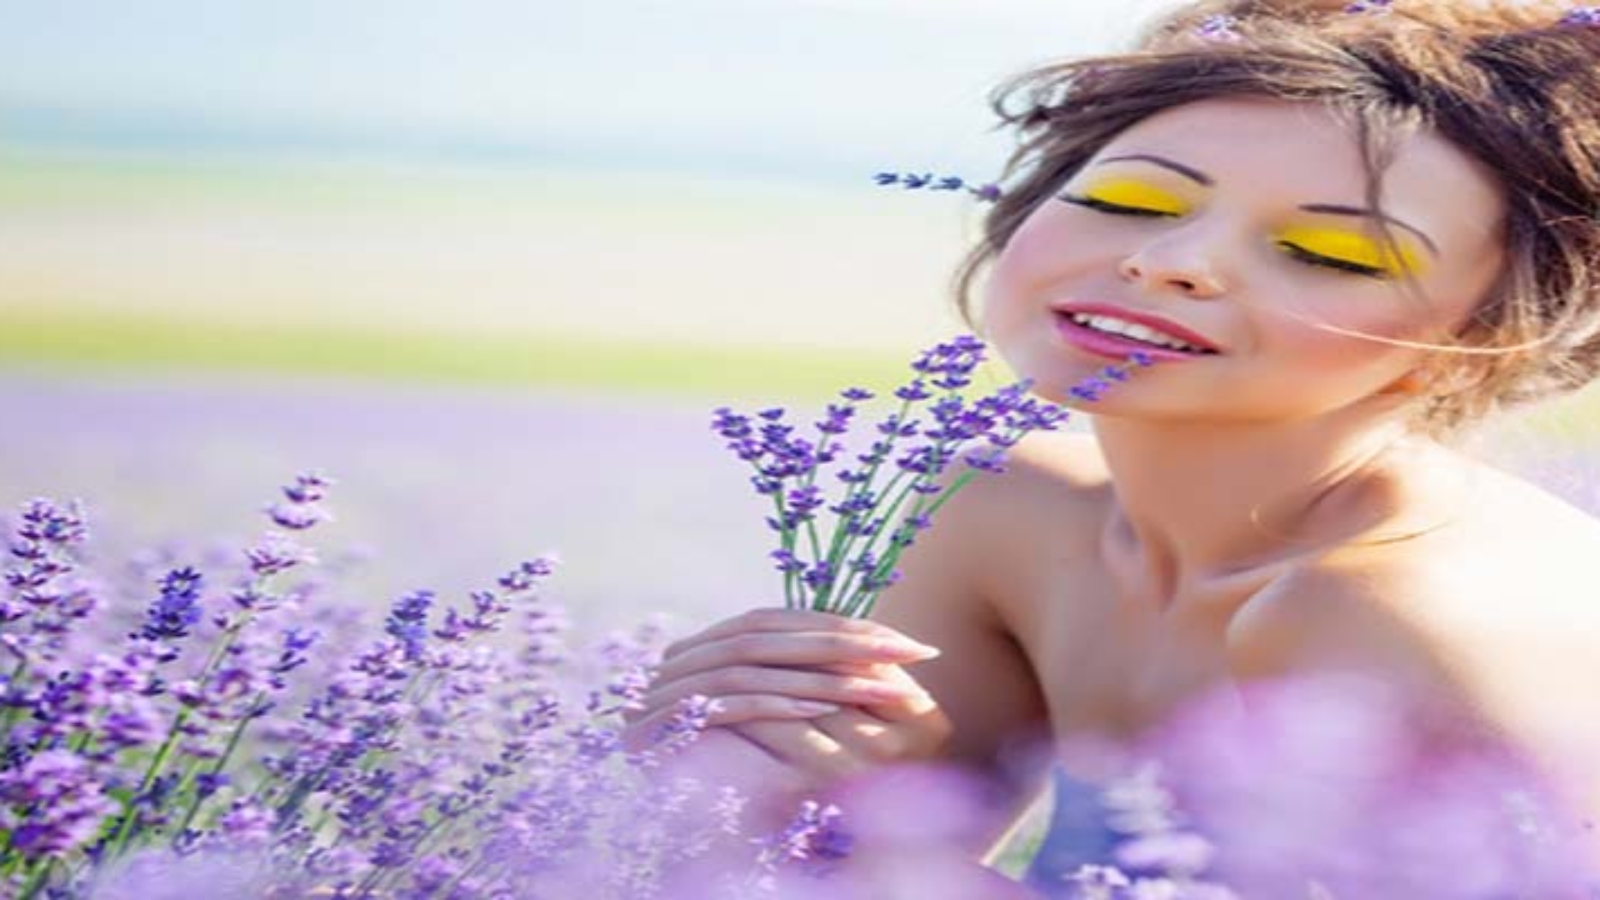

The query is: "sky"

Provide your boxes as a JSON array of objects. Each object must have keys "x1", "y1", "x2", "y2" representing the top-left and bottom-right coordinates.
[{"x1": 0, "y1": 0, "x2": 1184, "y2": 181}]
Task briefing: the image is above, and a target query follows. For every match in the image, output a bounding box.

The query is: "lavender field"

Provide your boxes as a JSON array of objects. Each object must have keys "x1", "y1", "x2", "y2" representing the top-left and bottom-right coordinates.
[
  {"x1": 17, "y1": 350, "x2": 1582, "y2": 900},
  {"x1": 0, "y1": 369, "x2": 779, "y2": 639}
]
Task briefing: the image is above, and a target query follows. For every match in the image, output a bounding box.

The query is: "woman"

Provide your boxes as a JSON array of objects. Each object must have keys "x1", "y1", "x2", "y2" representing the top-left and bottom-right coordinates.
[{"x1": 628, "y1": 1, "x2": 1600, "y2": 894}]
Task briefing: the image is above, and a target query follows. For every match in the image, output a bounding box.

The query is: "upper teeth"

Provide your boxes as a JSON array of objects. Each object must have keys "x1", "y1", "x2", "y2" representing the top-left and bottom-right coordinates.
[{"x1": 1070, "y1": 313, "x2": 1207, "y2": 353}]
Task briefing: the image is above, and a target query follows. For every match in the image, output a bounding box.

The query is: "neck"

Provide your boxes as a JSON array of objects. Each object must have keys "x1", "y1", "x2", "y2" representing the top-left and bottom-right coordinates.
[{"x1": 1090, "y1": 401, "x2": 1435, "y2": 604}]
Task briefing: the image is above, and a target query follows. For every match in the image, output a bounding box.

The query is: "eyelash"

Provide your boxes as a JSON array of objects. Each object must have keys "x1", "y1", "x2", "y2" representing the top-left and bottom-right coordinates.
[
  {"x1": 1060, "y1": 193, "x2": 1392, "y2": 280},
  {"x1": 1059, "y1": 194, "x2": 1177, "y2": 219},
  {"x1": 1276, "y1": 242, "x2": 1390, "y2": 280}
]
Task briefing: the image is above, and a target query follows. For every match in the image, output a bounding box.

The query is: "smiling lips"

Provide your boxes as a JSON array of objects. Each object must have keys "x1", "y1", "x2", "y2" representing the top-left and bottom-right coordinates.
[{"x1": 1050, "y1": 302, "x2": 1223, "y2": 362}]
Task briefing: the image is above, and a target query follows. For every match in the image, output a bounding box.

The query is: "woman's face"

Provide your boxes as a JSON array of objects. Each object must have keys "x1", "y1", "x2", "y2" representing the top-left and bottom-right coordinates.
[{"x1": 982, "y1": 97, "x2": 1508, "y2": 424}]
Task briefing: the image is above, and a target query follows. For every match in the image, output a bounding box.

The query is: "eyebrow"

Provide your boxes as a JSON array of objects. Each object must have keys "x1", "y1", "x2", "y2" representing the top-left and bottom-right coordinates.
[
  {"x1": 1095, "y1": 153, "x2": 1214, "y2": 186},
  {"x1": 1092, "y1": 153, "x2": 1440, "y2": 257}
]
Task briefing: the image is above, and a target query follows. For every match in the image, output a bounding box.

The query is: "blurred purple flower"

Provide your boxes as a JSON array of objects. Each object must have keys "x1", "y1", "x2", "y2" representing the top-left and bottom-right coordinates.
[
  {"x1": 138, "y1": 567, "x2": 204, "y2": 642},
  {"x1": 384, "y1": 589, "x2": 434, "y2": 662},
  {"x1": 0, "y1": 749, "x2": 119, "y2": 860},
  {"x1": 2, "y1": 498, "x2": 98, "y2": 665}
]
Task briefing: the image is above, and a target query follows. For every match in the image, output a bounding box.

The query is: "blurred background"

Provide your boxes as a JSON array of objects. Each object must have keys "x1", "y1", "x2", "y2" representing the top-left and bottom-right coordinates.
[
  {"x1": 2, "y1": 0, "x2": 1594, "y2": 633},
  {"x1": 0, "y1": 0, "x2": 1189, "y2": 629}
]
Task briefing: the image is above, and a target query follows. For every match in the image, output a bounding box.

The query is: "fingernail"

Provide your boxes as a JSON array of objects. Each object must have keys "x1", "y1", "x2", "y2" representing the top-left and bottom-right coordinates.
[
  {"x1": 861, "y1": 683, "x2": 921, "y2": 701},
  {"x1": 876, "y1": 638, "x2": 941, "y2": 659},
  {"x1": 789, "y1": 700, "x2": 841, "y2": 716}
]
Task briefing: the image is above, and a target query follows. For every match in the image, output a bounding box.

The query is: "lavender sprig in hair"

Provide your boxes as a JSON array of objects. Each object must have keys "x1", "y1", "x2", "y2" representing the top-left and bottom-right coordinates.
[
  {"x1": 1562, "y1": 6, "x2": 1600, "y2": 27},
  {"x1": 713, "y1": 335, "x2": 1152, "y2": 617},
  {"x1": 874, "y1": 171, "x2": 1002, "y2": 203},
  {"x1": 1195, "y1": 14, "x2": 1243, "y2": 42}
]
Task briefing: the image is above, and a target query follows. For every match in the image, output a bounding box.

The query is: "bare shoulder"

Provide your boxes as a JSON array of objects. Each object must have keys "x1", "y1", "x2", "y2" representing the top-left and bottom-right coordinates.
[
  {"x1": 1223, "y1": 558, "x2": 1450, "y2": 693},
  {"x1": 1226, "y1": 472, "x2": 1600, "y2": 681},
  {"x1": 1226, "y1": 459, "x2": 1600, "y2": 757}
]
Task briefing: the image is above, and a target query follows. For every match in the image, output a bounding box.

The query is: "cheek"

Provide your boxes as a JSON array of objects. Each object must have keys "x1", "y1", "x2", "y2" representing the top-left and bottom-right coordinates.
[
  {"x1": 985, "y1": 207, "x2": 1106, "y2": 298},
  {"x1": 1260, "y1": 281, "x2": 1441, "y2": 356}
]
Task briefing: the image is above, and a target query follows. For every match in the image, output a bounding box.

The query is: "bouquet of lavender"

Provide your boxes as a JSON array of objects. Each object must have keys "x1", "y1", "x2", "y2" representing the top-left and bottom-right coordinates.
[{"x1": 712, "y1": 335, "x2": 1151, "y2": 618}]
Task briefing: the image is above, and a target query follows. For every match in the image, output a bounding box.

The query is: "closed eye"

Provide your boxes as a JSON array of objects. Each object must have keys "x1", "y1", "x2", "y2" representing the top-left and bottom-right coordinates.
[
  {"x1": 1059, "y1": 194, "x2": 1179, "y2": 219},
  {"x1": 1277, "y1": 241, "x2": 1391, "y2": 279}
]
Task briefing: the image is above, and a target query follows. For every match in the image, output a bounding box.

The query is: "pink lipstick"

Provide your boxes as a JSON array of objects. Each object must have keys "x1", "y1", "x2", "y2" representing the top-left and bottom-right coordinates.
[{"x1": 1051, "y1": 302, "x2": 1222, "y2": 363}]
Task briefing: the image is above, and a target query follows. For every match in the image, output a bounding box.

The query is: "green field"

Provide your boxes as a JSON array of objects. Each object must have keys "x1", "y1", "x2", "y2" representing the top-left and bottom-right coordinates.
[
  {"x1": 3, "y1": 148, "x2": 1597, "y2": 429},
  {"x1": 0, "y1": 308, "x2": 944, "y2": 403}
]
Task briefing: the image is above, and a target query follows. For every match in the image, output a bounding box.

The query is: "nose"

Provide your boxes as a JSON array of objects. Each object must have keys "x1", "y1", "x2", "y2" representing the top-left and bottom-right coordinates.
[{"x1": 1117, "y1": 231, "x2": 1228, "y2": 299}]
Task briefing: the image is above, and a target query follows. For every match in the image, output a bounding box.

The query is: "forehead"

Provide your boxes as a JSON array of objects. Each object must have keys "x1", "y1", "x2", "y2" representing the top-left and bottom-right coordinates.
[{"x1": 1087, "y1": 97, "x2": 1507, "y2": 233}]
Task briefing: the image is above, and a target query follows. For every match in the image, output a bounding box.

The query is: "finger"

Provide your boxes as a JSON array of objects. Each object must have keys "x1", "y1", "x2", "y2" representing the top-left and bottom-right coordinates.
[
  {"x1": 628, "y1": 695, "x2": 844, "y2": 736},
  {"x1": 661, "y1": 608, "x2": 933, "y2": 661},
  {"x1": 654, "y1": 629, "x2": 938, "y2": 684},
  {"x1": 861, "y1": 662, "x2": 941, "y2": 723},
  {"x1": 732, "y1": 719, "x2": 863, "y2": 782},
  {"x1": 702, "y1": 695, "x2": 843, "y2": 727},
  {"x1": 638, "y1": 665, "x2": 920, "y2": 721},
  {"x1": 799, "y1": 661, "x2": 940, "y2": 722},
  {"x1": 807, "y1": 707, "x2": 911, "y2": 763}
]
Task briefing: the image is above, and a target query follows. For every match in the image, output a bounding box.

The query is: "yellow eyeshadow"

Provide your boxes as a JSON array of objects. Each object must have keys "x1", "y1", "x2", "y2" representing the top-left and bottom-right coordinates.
[
  {"x1": 1080, "y1": 179, "x2": 1191, "y2": 215},
  {"x1": 1277, "y1": 225, "x2": 1426, "y2": 275}
]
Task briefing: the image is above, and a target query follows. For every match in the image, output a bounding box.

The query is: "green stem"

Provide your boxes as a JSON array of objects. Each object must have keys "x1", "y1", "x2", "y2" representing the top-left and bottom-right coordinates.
[
  {"x1": 764, "y1": 486, "x2": 800, "y2": 605},
  {"x1": 280, "y1": 667, "x2": 433, "y2": 839},
  {"x1": 172, "y1": 690, "x2": 266, "y2": 841},
  {"x1": 106, "y1": 608, "x2": 258, "y2": 861},
  {"x1": 828, "y1": 465, "x2": 925, "y2": 616},
  {"x1": 809, "y1": 397, "x2": 917, "y2": 610},
  {"x1": 845, "y1": 470, "x2": 980, "y2": 618},
  {"x1": 104, "y1": 708, "x2": 187, "y2": 857},
  {"x1": 0, "y1": 660, "x2": 32, "y2": 740},
  {"x1": 17, "y1": 858, "x2": 56, "y2": 899},
  {"x1": 820, "y1": 467, "x2": 913, "y2": 613},
  {"x1": 355, "y1": 809, "x2": 461, "y2": 898}
]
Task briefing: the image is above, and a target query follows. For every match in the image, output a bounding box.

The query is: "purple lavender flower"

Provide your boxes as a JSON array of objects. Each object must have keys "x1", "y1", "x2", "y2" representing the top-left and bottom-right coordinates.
[
  {"x1": 1067, "y1": 863, "x2": 1133, "y2": 900},
  {"x1": 138, "y1": 567, "x2": 204, "y2": 642},
  {"x1": 973, "y1": 183, "x2": 1003, "y2": 202},
  {"x1": 1562, "y1": 6, "x2": 1600, "y2": 27},
  {"x1": 265, "y1": 471, "x2": 335, "y2": 531},
  {"x1": 385, "y1": 590, "x2": 434, "y2": 661},
  {"x1": 893, "y1": 379, "x2": 932, "y2": 402},
  {"x1": 243, "y1": 532, "x2": 314, "y2": 580},
  {"x1": 1195, "y1": 14, "x2": 1243, "y2": 42},
  {"x1": 713, "y1": 335, "x2": 1150, "y2": 616},
  {"x1": 875, "y1": 170, "x2": 1002, "y2": 202},
  {"x1": 216, "y1": 798, "x2": 275, "y2": 848},
  {"x1": 755, "y1": 800, "x2": 853, "y2": 874},
  {"x1": 2, "y1": 498, "x2": 97, "y2": 665},
  {"x1": 269, "y1": 627, "x2": 317, "y2": 685},
  {"x1": 649, "y1": 694, "x2": 718, "y2": 756},
  {"x1": 0, "y1": 749, "x2": 119, "y2": 860}
]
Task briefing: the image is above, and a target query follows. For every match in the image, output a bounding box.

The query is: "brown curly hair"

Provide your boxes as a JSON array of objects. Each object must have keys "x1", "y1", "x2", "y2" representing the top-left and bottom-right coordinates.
[{"x1": 954, "y1": 0, "x2": 1600, "y2": 439}]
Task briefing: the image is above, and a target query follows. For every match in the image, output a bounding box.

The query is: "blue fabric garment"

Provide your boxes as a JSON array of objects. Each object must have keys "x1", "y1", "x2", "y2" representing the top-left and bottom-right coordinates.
[
  {"x1": 1020, "y1": 767, "x2": 1600, "y2": 899},
  {"x1": 1021, "y1": 767, "x2": 1121, "y2": 897}
]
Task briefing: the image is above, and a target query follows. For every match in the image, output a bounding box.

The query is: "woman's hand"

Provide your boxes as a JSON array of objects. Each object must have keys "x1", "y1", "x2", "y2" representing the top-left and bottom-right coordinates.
[{"x1": 623, "y1": 608, "x2": 953, "y2": 785}]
